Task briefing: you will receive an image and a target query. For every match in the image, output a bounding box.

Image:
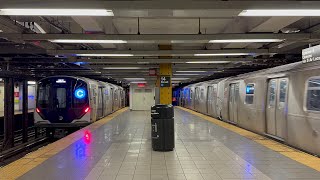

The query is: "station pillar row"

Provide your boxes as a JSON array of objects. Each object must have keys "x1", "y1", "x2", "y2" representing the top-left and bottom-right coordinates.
[{"x1": 158, "y1": 63, "x2": 172, "y2": 105}]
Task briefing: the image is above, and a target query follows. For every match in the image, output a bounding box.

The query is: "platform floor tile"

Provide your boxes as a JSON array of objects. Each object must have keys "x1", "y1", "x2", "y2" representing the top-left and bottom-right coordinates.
[{"x1": 18, "y1": 108, "x2": 320, "y2": 180}]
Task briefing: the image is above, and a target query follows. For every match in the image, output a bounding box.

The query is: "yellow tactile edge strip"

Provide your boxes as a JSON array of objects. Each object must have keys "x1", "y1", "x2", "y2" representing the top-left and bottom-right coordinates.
[
  {"x1": 176, "y1": 106, "x2": 320, "y2": 172},
  {"x1": 0, "y1": 107, "x2": 129, "y2": 180}
]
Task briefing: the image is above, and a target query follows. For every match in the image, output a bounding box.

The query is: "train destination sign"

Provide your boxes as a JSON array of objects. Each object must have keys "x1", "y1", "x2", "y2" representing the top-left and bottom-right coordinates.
[
  {"x1": 160, "y1": 76, "x2": 171, "y2": 87},
  {"x1": 302, "y1": 44, "x2": 320, "y2": 63}
]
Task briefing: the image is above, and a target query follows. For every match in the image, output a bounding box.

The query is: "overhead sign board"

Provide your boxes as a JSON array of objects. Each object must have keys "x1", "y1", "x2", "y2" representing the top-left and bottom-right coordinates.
[
  {"x1": 302, "y1": 45, "x2": 320, "y2": 63},
  {"x1": 160, "y1": 76, "x2": 171, "y2": 87}
]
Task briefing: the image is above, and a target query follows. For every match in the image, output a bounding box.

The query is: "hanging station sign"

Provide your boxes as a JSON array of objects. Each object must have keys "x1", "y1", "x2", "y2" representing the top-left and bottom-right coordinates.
[
  {"x1": 302, "y1": 44, "x2": 320, "y2": 63},
  {"x1": 160, "y1": 76, "x2": 171, "y2": 87}
]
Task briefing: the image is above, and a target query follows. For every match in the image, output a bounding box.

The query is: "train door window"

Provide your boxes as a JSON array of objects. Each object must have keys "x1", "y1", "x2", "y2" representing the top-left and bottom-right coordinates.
[
  {"x1": 190, "y1": 89, "x2": 193, "y2": 99},
  {"x1": 279, "y1": 79, "x2": 288, "y2": 103},
  {"x1": 268, "y1": 80, "x2": 276, "y2": 107},
  {"x1": 200, "y1": 88, "x2": 205, "y2": 100},
  {"x1": 56, "y1": 88, "x2": 66, "y2": 108},
  {"x1": 306, "y1": 78, "x2": 320, "y2": 111},
  {"x1": 245, "y1": 84, "x2": 255, "y2": 104}
]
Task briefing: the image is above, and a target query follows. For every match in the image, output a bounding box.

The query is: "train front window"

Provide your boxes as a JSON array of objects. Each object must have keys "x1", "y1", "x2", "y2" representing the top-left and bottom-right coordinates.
[
  {"x1": 306, "y1": 78, "x2": 320, "y2": 111},
  {"x1": 38, "y1": 84, "x2": 50, "y2": 108},
  {"x1": 56, "y1": 88, "x2": 66, "y2": 108}
]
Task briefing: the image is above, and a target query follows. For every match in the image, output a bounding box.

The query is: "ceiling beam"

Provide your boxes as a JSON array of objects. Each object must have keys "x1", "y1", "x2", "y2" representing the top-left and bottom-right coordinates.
[
  {"x1": 2, "y1": 1, "x2": 320, "y2": 10},
  {"x1": 46, "y1": 49, "x2": 279, "y2": 56},
  {"x1": 1, "y1": 33, "x2": 318, "y2": 42},
  {"x1": 71, "y1": 57, "x2": 253, "y2": 63}
]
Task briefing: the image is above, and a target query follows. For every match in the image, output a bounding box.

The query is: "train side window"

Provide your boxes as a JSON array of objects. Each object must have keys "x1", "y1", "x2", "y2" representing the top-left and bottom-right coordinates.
[
  {"x1": 245, "y1": 84, "x2": 255, "y2": 104},
  {"x1": 306, "y1": 78, "x2": 320, "y2": 111}
]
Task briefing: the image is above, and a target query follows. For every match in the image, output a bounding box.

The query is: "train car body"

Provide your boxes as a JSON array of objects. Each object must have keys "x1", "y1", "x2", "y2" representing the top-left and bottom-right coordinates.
[
  {"x1": 181, "y1": 61, "x2": 320, "y2": 156},
  {"x1": 34, "y1": 76, "x2": 125, "y2": 129}
]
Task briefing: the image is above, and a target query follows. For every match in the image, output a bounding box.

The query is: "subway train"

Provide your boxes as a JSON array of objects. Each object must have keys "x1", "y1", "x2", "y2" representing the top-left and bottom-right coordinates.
[
  {"x1": 178, "y1": 60, "x2": 320, "y2": 156},
  {"x1": 34, "y1": 76, "x2": 125, "y2": 131}
]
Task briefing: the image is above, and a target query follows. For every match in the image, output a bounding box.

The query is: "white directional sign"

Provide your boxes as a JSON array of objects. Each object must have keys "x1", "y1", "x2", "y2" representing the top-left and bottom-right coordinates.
[{"x1": 302, "y1": 44, "x2": 320, "y2": 63}]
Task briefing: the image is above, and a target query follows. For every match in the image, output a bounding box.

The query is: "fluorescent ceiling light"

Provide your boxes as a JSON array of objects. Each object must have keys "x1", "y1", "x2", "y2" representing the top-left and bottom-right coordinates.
[
  {"x1": 50, "y1": 39, "x2": 127, "y2": 44},
  {"x1": 186, "y1": 61, "x2": 230, "y2": 64},
  {"x1": 0, "y1": 29, "x2": 3, "y2": 32},
  {"x1": 27, "y1": 81, "x2": 36, "y2": 85},
  {"x1": 173, "y1": 74, "x2": 201, "y2": 76},
  {"x1": 77, "y1": 54, "x2": 134, "y2": 57},
  {"x1": 137, "y1": 62, "x2": 150, "y2": 64},
  {"x1": 194, "y1": 53, "x2": 250, "y2": 56},
  {"x1": 103, "y1": 67, "x2": 143, "y2": 70},
  {"x1": 176, "y1": 71, "x2": 206, "y2": 73},
  {"x1": 239, "y1": 9, "x2": 320, "y2": 17},
  {"x1": 0, "y1": 9, "x2": 114, "y2": 16},
  {"x1": 172, "y1": 78, "x2": 189, "y2": 80},
  {"x1": 209, "y1": 39, "x2": 283, "y2": 43},
  {"x1": 130, "y1": 81, "x2": 147, "y2": 84},
  {"x1": 34, "y1": 22, "x2": 46, "y2": 34},
  {"x1": 124, "y1": 78, "x2": 145, "y2": 81}
]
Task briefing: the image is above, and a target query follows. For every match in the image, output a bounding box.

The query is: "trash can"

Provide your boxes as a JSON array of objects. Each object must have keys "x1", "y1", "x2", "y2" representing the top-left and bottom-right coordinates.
[{"x1": 151, "y1": 104, "x2": 175, "y2": 151}]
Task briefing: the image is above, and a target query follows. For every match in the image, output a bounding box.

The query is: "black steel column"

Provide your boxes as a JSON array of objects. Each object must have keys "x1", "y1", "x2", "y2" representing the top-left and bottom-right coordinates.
[
  {"x1": 22, "y1": 80, "x2": 28, "y2": 143},
  {"x1": 2, "y1": 78, "x2": 14, "y2": 150}
]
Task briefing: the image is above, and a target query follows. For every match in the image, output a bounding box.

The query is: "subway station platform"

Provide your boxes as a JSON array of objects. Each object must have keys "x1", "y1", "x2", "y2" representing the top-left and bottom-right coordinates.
[{"x1": 1, "y1": 107, "x2": 320, "y2": 180}]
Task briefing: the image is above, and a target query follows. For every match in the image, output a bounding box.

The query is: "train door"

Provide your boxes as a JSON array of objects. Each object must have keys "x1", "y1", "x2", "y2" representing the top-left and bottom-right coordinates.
[
  {"x1": 212, "y1": 84, "x2": 218, "y2": 117},
  {"x1": 266, "y1": 78, "x2": 288, "y2": 139},
  {"x1": 110, "y1": 87, "x2": 114, "y2": 112},
  {"x1": 195, "y1": 87, "x2": 200, "y2": 111},
  {"x1": 207, "y1": 86, "x2": 214, "y2": 115},
  {"x1": 97, "y1": 87, "x2": 104, "y2": 118},
  {"x1": 228, "y1": 83, "x2": 239, "y2": 124}
]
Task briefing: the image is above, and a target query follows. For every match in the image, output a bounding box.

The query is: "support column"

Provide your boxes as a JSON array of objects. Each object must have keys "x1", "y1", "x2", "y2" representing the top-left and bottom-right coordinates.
[
  {"x1": 2, "y1": 78, "x2": 14, "y2": 150},
  {"x1": 22, "y1": 80, "x2": 28, "y2": 143},
  {"x1": 157, "y1": 44, "x2": 173, "y2": 105},
  {"x1": 159, "y1": 64, "x2": 172, "y2": 105}
]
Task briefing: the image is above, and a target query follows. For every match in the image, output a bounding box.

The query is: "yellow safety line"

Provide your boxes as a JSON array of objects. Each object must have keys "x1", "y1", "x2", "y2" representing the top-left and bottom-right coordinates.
[
  {"x1": 176, "y1": 106, "x2": 320, "y2": 172},
  {"x1": 0, "y1": 107, "x2": 129, "y2": 180}
]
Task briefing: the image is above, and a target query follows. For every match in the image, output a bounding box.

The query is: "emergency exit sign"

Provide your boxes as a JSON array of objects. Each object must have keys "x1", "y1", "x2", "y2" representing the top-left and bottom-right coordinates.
[{"x1": 160, "y1": 76, "x2": 171, "y2": 87}]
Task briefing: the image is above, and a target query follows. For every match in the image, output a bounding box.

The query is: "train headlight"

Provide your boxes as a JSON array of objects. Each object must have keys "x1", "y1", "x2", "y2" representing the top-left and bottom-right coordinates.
[{"x1": 74, "y1": 88, "x2": 86, "y2": 99}]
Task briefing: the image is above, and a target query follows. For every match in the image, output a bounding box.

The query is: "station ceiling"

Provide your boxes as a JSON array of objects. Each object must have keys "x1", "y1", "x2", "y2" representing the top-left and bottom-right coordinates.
[{"x1": 0, "y1": 0, "x2": 319, "y2": 86}]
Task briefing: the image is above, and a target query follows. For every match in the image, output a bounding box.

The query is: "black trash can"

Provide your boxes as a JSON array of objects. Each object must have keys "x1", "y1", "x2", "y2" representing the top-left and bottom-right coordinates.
[{"x1": 151, "y1": 104, "x2": 175, "y2": 151}]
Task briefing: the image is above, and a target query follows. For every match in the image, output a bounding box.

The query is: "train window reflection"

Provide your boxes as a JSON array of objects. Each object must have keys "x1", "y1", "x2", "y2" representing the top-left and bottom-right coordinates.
[{"x1": 307, "y1": 78, "x2": 320, "y2": 111}]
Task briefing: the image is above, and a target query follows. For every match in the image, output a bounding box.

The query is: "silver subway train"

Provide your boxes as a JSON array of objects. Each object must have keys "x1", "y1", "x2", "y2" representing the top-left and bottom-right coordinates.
[
  {"x1": 34, "y1": 76, "x2": 125, "y2": 128},
  {"x1": 179, "y1": 61, "x2": 320, "y2": 156}
]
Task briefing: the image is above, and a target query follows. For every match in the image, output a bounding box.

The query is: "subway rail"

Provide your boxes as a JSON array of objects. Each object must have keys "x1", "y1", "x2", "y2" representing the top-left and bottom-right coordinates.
[
  {"x1": 176, "y1": 60, "x2": 320, "y2": 156},
  {"x1": 34, "y1": 76, "x2": 126, "y2": 136}
]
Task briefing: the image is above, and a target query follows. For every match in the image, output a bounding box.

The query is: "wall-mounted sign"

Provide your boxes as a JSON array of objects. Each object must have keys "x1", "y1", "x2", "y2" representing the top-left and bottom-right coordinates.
[
  {"x1": 138, "y1": 83, "x2": 146, "y2": 88},
  {"x1": 149, "y1": 69, "x2": 157, "y2": 76},
  {"x1": 302, "y1": 44, "x2": 320, "y2": 63},
  {"x1": 160, "y1": 76, "x2": 171, "y2": 87}
]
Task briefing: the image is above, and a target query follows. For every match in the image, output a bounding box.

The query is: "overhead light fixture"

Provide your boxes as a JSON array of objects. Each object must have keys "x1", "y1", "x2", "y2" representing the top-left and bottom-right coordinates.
[
  {"x1": 0, "y1": 9, "x2": 114, "y2": 16},
  {"x1": 176, "y1": 71, "x2": 206, "y2": 73},
  {"x1": 129, "y1": 81, "x2": 147, "y2": 84},
  {"x1": 34, "y1": 22, "x2": 46, "y2": 34},
  {"x1": 173, "y1": 74, "x2": 201, "y2": 76},
  {"x1": 50, "y1": 40, "x2": 127, "y2": 44},
  {"x1": 124, "y1": 78, "x2": 145, "y2": 81},
  {"x1": 137, "y1": 62, "x2": 150, "y2": 64},
  {"x1": 209, "y1": 39, "x2": 283, "y2": 43},
  {"x1": 186, "y1": 61, "x2": 231, "y2": 64},
  {"x1": 194, "y1": 53, "x2": 251, "y2": 56},
  {"x1": 238, "y1": 9, "x2": 320, "y2": 17},
  {"x1": 27, "y1": 81, "x2": 36, "y2": 85},
  {"x1": 172, "y1": 78, "x2": 190, "y2": 80},
  {"x1": 0, "y1": 29, "x2": 3, "y2": 33},
  {"x1": 103, "y1": 67, "x2": 144, "y2": 70},
  {"x1": 77, "y1": 54, "x2": 134, "y2": 57}
]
